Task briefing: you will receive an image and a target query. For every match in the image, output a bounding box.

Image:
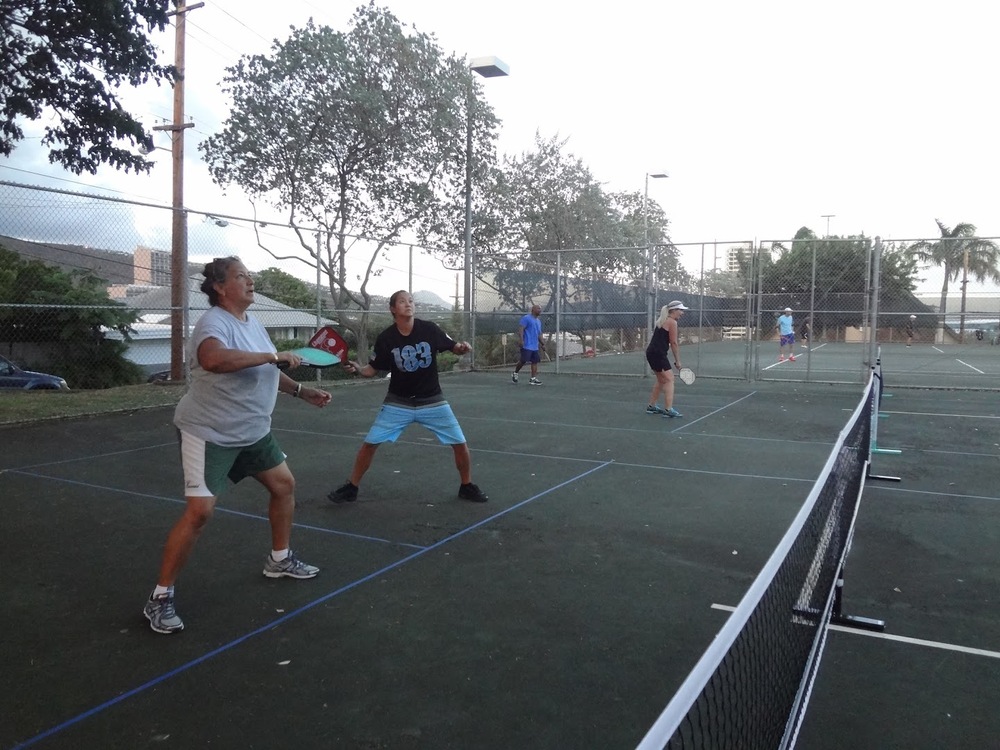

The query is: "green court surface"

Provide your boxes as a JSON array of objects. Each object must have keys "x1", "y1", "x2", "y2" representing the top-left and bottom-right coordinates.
[
  {"x1": 552, "y1": 339, "x2": 1000, "y2": 391},
  {"x1": 1, "y1": 368, "x2": 997, "y2": 749}
]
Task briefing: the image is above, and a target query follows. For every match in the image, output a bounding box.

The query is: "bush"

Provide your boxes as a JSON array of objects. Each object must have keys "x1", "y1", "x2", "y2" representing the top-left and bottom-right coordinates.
[{"x1": 55, "y1": 340, "x2": 146, "y2": 389}]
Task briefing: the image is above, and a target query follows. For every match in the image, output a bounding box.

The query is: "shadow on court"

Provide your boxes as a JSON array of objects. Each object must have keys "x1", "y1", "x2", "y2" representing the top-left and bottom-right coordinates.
[{"x1": 1, "y1": 369, "x2": 997, "y2": 749}]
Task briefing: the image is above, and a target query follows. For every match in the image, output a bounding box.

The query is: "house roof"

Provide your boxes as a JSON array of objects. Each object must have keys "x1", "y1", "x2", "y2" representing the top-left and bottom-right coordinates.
[{"x1": 122, "y1": 277, "x2": 332, "y2": 328}]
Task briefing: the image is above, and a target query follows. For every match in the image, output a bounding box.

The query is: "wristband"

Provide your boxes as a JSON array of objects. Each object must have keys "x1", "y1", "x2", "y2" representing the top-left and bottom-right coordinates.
[{"x1": 293, "y1": 383, "x2": 302, "y2": 398}]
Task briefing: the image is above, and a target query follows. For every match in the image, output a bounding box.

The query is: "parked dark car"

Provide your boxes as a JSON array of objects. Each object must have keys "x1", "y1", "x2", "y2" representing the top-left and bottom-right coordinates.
[{"x1": 0, "y1": 354, "x2": 70, "y2": 391}]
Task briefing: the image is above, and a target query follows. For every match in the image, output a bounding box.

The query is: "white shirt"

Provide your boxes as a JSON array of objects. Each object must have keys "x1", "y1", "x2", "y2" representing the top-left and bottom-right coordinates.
[{"x1": 174, "y1": 306, "x2": 278, "y2": 446}]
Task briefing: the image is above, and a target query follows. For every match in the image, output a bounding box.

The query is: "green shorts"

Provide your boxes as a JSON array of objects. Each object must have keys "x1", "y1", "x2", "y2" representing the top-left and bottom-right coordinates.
[{"x1": 178, "y1": 431, "x2": 286, "y2": 497}]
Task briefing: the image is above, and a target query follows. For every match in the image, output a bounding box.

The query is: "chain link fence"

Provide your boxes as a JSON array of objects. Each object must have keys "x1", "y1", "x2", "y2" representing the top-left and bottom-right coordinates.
[
  {"x1": 0, "y1": 180, "x2": 461, "y2": 389},
  {"x1": 2, "y1": 180, "x2": 998, "y2": 391},
  {"x1": 473, "y1": 238, "x2": 1000, "y2": 390}
]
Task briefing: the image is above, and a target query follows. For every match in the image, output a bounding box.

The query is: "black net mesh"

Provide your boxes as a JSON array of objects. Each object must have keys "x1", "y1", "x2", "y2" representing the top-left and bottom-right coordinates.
[{"x1": 645, "y1": 377, "x2": 875, "y2": 750}]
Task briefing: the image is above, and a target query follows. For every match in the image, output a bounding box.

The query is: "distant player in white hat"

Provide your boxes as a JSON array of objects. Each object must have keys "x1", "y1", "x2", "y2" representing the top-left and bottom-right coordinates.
[
  {"x1": 906, "y1": 314, "x2": 916, "y2": 346},
  {"x1": 777, "y1": 307, "x2": 796, "y2": 362},
  {"x1": 644, "y1": 300, "x2": 688, "y2": 418}
]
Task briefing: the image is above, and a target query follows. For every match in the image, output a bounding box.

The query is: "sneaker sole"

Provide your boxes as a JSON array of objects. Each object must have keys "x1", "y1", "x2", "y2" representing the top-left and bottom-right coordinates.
[
  {"x1": 262, "y1": 568, "x2": 319, "y2": 579},
  {"x1": 144, "y1": 609, "x2": 184, "y2": 634},
  {"x1": 458, "y1": 493, "x2": 489, "y2": 502}
]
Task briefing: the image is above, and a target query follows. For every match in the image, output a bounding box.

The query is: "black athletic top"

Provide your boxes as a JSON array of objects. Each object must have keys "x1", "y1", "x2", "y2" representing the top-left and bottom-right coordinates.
[
  {"x1": 370, "y1": 318, "x2": 456, "y2": 406},
  {"x1": 646, "y1": 325, "x2": 671, "y2": 357}
]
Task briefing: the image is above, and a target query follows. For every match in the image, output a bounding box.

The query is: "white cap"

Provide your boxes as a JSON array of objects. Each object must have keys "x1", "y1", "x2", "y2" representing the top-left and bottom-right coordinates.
[
  {"x1": 784, "y1": 307, "x2": 792, "y2": 312},
  {"x1": 909, "y1": 314, "x2": 916, "y2": 319},
  {"x1": 667, "y1": 300, "x2": 689, "y2": 311}
]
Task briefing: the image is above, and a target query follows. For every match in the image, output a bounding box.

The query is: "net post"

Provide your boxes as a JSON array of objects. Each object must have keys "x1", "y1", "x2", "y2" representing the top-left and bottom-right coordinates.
[
  {"x1": 830, "y1": 562, "x2": 886, "y2": 632},
  {"x1": 868, "y1": 353, "x2": 902, "y2": 480}
]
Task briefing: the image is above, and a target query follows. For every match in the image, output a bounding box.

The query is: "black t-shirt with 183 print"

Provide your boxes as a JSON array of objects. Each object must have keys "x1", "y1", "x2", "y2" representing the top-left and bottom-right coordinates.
[{"x1": 369, "y1": 318, "x2": 456, "y2": 405}]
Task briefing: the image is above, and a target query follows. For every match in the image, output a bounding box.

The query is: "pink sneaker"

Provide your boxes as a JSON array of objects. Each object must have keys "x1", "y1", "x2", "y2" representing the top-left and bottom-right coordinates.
[
  {"x1": 779, "y1": 356, "x2": 785, "y2": 362},
  {"x1": 789, "y1": 355, "x2": 796, "y2": 361}
]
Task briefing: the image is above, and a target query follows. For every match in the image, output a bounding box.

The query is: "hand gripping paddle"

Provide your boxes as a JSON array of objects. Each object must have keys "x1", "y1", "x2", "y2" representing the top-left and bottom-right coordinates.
[{"x1": 277, "y1": 326, "x2": 349, "y2": 369}]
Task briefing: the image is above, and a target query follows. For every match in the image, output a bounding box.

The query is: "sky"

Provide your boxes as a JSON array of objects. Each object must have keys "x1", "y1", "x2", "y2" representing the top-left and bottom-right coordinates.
[{"x1": 3, "y1": 0, "x2": 1000, "y2": 298}]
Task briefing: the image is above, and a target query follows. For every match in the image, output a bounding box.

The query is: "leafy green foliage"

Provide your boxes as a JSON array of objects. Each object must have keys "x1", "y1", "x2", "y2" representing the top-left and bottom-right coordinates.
[
  {"x1": 200, "y1": 4, "x2": 496, "y2": 358},
  {"x1": 1, "y1": 0, "x2": 175, "y2": 174},
  {"x1": 253, "y1": 267, "x2": 317, "y2": 310},
  {"x1": 482, "y1": 133, "x2": 688, "y2": 330},
  {"x1": 0, "y1": 246, "x2": 143, "y2": 387},
  {"x1": 757, "y1": 232, "x2": 925, "y2": 330},
  {"x1": 907, "y1": 220, "x2": 1000, "y2": 318}
]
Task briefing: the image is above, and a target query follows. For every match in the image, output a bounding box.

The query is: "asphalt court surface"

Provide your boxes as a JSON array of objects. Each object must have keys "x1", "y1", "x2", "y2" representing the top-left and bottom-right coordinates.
[{"x1": 1, "y1": 365, "x2": 998, "y2": 749}]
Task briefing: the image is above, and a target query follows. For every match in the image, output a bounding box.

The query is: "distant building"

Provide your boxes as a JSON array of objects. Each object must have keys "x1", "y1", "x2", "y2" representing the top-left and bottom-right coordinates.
[
  {"x1": 133, "y1": 245, "x2": 173, "y2": 287},
  {"x1": 107, "y1": 278, "x2": 335, "y2": 374},
  {"x1": 0, "y1": 234, "x2": 135, "y2": 285}
]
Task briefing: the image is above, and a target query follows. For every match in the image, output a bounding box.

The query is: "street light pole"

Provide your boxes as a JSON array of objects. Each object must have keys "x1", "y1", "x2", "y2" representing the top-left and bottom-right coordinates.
[
  {"x1": 821, "y1": 214, "x2": 835, "y2": 238},
  {"x1": 158, "y1": 0, "x2": 202, "y2": 382},
  {"x1": 644, "y1": 172, "x2": 669, "y2": 340},
  {"x1": 463, "y1": 56, "x2": 508, "y2": 366}
]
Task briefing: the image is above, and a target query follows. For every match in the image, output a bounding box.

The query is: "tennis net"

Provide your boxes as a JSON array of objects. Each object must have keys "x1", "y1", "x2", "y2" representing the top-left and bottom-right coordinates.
[{"x1": 636, "y1": 369, "x2": 883, "y2": 750}]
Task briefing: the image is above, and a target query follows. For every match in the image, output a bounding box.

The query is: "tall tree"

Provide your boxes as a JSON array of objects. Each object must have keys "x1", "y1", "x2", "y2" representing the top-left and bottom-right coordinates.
[
  {"x1": 253, "y1": 267, "x2": 316, "y2": 310},
  {"x1": 485, "y1": 133, "x2": 687, "y2": 344},
  {"x1": 200, "y1": 4, "x2": 499, "y2": 356},
  {"x1": 907, "y1": 220, "x2": 1000, "y2": 341},
  {"x1": 759, "y1": 229, "x2": 923, "y2": 334},
  {"x1": 0, "y1": 246, "x2": 143, "y2": 387},
  {"x1": 1, "y1": 0, "x2": 174, "y2": 174}
]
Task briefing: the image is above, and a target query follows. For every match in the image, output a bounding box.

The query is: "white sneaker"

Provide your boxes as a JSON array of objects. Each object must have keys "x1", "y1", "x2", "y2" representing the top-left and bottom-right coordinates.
[{"x1": 512, "y1": 372, "x2": 518, "y2": 383}]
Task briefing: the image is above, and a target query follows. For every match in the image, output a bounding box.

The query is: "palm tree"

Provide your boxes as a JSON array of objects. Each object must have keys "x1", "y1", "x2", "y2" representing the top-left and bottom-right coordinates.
[{"x1": 909, "y1": 220, "x2": 1000, "y2": 342}]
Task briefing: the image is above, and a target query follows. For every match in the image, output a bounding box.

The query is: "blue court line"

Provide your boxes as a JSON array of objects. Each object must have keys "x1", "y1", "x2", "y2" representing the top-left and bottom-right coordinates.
[
  {"x1": 3, "y1": 442, "x2": 177, "y2": 472},
  {"x1": 10, "y1": 460, "x2": 613, "y2": 750},
  {"x1": 4, "y1": 470, "x2": 425, "y2": 550},
  {"x1": 668, "y1": 391, "x2": 757, "y2": 433}
]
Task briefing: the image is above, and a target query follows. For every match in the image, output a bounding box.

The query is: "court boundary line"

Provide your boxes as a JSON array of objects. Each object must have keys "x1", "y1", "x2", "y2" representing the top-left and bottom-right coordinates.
[
  {"x1": 711, "y1": 604, "x2": 1000, "y2": 659},
  {"x1": 4, "y1": 470, "x2": 426, "y2": 550},
  {"x1": 872, "y1": 484, "x2": 1000, "y2": 503},
  {"x1": 880, "y1": 409, "x2": 1000, "y2": 420},
  {"x1": 9, "y1": 461, "x2": 615, "y2": 750},
  {"x1": 668, "y1": 391, "x2": 756, "y2": 432},
  {"x1": 955, "y1": 359, "x2": 986, "y2": 374}
]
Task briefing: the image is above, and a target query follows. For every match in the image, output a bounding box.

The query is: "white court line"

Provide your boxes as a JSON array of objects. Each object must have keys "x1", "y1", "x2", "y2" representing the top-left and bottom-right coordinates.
[
  {"x1": 710, "y1": 603, "x2": 1000, "y2": 659},
  {"x1": 956, "y1": 359, "x2": 986, "y2": 374},
  {"x1": 763, "y1": 342, "x2": 828, "y2": 370},
  {"x1": 932, "y1": 346, "x2": 945, "y2": 353},
  {"x1": 881, "y1": 410, "x2": 1000, "y2": 419}
]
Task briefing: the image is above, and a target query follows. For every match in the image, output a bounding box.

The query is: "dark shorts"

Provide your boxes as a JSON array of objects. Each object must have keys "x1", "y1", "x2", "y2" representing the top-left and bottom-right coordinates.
[
  {"x1": 645, "y1": 350, "x2": 671, "y2": 372},
  {"x1": 519, "y1": 348, "x2": 540, "y2": 364},
  {"x1": 780, "y1": 333, "x2": 795, "y2": 347},
  {"x1": 178, "y1": 431, "x2": 286, "y2": 497}
]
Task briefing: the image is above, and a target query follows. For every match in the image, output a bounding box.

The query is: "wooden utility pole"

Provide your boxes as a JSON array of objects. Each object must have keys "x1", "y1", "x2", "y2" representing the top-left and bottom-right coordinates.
[{"x1": 155, "y1": 1, "x2": 203, "y2": 382}]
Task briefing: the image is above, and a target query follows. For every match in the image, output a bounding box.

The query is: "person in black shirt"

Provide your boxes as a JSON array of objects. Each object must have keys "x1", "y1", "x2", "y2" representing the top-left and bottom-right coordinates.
[
  {"x1": 644, "y1": 300, "x2": 687, "y2": 418},
  {"x1": 328, "y1": 290, "x2": 488, "y2": 503}
]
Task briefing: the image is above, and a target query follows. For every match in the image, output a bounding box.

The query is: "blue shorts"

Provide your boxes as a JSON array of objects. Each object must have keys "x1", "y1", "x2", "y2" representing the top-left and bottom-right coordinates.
[
  {"x1": 519, "y1": 348, "x2": 540, "y2": 364},
  {"x1": 364, "y1": 402, "x2": 466, "y2": 445},
  {"x1": 780, "y1": 333, "x2": 795, "y2": 347}
]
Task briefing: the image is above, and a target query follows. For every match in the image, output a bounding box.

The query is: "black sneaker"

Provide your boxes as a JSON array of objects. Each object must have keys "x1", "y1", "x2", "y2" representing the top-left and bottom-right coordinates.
[
  {"x1": 458, "y1": 483, "x2": 489, "y2": 502},
  {"x1": 328, "y1": 481, "x2": 358, "y2": 503}
]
